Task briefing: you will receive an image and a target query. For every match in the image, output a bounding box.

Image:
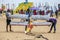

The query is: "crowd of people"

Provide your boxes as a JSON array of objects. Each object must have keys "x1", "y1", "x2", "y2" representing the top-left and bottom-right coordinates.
[
  {"x1": 17, "y1": 6, "x2": 59, "y2": 18},
  {"x1": 0, "y1": 4, "x2": 59, "y2": 34},
  {"x1": 2, "y1": 8, "x2": 57, "y2": 34}
]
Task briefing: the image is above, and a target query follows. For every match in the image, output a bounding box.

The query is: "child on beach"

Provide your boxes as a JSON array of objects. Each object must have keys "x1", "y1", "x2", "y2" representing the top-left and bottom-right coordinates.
[
  {"x1": 33, "y1": 10, "x2": 37, "y2": 15},
  {"x1": 6, "y1": 10, "x2": 13, "y2": 32},
  {"x1": 19, "y1": 9, "x2": 24, "y2": 14},
  {"x1": 25, "y1": 8, "x2": 30, "y2": 31},
  {"x1": 25, "y1": 20, "x2": 33, "y2": 34}
]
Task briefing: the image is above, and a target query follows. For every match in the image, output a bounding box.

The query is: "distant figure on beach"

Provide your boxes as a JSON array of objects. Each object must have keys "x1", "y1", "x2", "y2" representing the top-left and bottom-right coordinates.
[
  {"x1": 25, "y1": 8, "x2": 30, "y2": 33},
  {"x1": 54, "y1": 6, "x2": 58, "y2": 18},
  {"x1": 47, "y1": 18, "x2": 57, "y2": 33},
  {"x1": 39, "y1": 10, "x2": 41, "y2": 15},
  {"x1": 19, "y1": 9, "x2": 24, "y2": 14},
  {"x1": 6, "y1": 10, "x2": 13, "y2": 32},
  {"x1": 55, "y1": 10, "x2": 58, "y2": 18},
  {"x1": 11, "y1": 9, "x2": 13, "y2": 15},
  {"x1": 33, "y1": 10, "x2": 37, "y2": 15},
  {"x1": 50, "y1": 6, "x2": 53, "y2": 17}
]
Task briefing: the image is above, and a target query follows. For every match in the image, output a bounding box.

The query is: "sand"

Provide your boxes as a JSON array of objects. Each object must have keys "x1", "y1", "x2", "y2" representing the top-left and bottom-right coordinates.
[{"x1": 0, "y1": 15, "x2": 60, "y2": 40}]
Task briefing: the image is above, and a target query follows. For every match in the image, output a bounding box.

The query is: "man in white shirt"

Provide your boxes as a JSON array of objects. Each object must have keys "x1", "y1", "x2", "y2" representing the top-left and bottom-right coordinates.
[{"x1": 6, "y1": 10, "x2": 13, "y2": 32}]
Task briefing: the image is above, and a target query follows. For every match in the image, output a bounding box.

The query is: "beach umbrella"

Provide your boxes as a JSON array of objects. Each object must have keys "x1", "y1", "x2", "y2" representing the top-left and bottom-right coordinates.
[{"x1": 29, "y1": 7, "x2": 39, "y2": 10}]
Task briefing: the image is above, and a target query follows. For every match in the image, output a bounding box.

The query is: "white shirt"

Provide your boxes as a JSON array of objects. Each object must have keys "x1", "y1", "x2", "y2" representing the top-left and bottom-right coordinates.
[{"x1": 6, "y1": 12, "x2": 11, "y2": 20}]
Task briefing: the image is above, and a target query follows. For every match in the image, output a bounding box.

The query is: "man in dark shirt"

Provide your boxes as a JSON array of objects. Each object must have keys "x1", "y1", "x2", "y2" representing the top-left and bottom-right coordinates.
[{"x1": 47, "y1": 18, "x2": 57, "y2": 33}]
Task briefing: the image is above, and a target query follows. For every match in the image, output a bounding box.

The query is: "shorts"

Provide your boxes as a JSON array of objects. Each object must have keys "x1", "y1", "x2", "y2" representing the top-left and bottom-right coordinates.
[
  {"x1": 6, "y1": 19, "x2": 11, "y2": 25},
  {"x1": 26, "y1": 19, "x2": 30, "y2": 24}
]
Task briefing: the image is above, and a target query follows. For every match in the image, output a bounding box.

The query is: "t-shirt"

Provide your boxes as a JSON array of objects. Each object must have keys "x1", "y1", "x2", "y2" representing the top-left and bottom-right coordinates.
[
  {"x1": 6, "y1": 12, "x2": 11, "y2": 20},
  {"x1": 33, "y1": 10, "x2": 37, "y2": 15},
  {"x1": 26, "y1": 11, "x2": 30, "y2": 17},
  {"x1": 48, "y1": 18, "x2": 57, "y2": 23}
]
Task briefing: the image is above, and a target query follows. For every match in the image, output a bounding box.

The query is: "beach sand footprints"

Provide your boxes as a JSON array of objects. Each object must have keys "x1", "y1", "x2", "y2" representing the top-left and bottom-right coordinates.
[
  {"x1": 35, "y1": 34, "x2": 49, "y2": 40},
  {"x1": 26, "y1": 32, "x2": 49, "y2": 40},
  {"x1": 26, "y1": 32, "x2": 36, "y2": 36},
  {"x1": 24, "y1": 39, "x2": 33, "y2": 40}
]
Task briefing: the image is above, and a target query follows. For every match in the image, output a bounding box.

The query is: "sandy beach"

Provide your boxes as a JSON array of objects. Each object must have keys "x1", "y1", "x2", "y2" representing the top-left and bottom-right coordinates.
[{"x1": 0, "y1": 15, "x2": 60, "y2": 40}]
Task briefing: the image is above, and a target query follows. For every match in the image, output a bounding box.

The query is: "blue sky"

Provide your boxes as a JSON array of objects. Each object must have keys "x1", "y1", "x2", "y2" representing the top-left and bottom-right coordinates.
[{"x1": 0, "y1": 0, "x2": 60, "y2": 9}]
